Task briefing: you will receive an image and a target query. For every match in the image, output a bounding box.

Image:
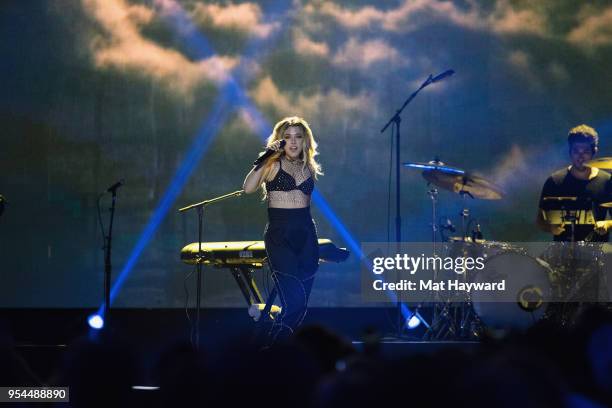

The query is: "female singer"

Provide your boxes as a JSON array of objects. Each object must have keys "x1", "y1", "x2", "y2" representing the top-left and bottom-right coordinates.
[{"x1": 243, "y1": 116, "x2": 323, "y2": 341}]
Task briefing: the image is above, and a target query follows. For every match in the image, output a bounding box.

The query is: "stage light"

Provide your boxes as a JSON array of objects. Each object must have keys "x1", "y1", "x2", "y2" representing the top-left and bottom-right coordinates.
[
  {"x1": 406, "y1": 314, "x2": 421, "y2": 329},
  {"x1": 88, "y1": 314, "x2": 104, "y2": 330}
]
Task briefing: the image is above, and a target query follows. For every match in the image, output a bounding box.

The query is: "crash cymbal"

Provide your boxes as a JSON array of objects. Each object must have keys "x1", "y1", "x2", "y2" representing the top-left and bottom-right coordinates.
[
  {"x1": 403, "y1": 160, "x2": 465, "y2": 175},
  {"x1": 404, "y1": 160, "x2": 504, "y2": 199},
  {"x1": 422, "y1": 171, "x2": 504, "y2": 200},
  {"x1": 600, "y1": 202, "x2": 612, "y2": 208},
  {"x1": 404, "y1": 161, "x2": 503, "y2": 199},
  {"x1": 586, "y1": 157, "x2": 612, "y2": 169},
  {"x1": 541, "y1": 196, "x2": 578, "y2": 202}
]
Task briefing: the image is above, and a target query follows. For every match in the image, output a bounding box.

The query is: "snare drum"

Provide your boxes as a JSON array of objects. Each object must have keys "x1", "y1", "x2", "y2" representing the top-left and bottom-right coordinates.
[{"x1": 447, "y1": 236, "x2": 520, "y2": 260}]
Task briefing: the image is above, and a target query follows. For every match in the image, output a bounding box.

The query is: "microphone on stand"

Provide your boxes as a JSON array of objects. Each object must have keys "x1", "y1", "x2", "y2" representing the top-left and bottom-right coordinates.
[
  {"x1": 430, "y1": 69, "x2": 455, "y2": 84},
  {"x1": 106, "y1": 179, "x2": 125, "y2": 194},
  {"x1": 253, "y1": 140, "x2": 286, "y2": 170}
]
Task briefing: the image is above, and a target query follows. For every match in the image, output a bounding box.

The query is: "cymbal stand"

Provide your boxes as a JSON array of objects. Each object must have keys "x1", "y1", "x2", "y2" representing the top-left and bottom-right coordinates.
[
  {"x1": 429, "y1": 188, "x2": 442, "y2": 328},
  {"x1": 459, "y1": 187, "x2": 473, "y2": 241},
  {"x1": 458, "y1": 267, "x2": 478, "y2": 338},
  {"x1": 560, "y1": 205, "x2": 578, "y2": 243},
  {"x1": 178, "y1": 190, "x2": 244, "y2": 350},
  {"x1": 430, "y1": 188, "x2": 439, "y2": 244},
  {"x1": 458, "y1": 190, "x2": 477, "y2": 337},
  {"x1": 409, "y1": 189, "x2": 439, "y2": 336},
  {"x1": 102, "y1": 188, "x2": 119, "y2": 323},
  {"x1": 423, "y1": 187, "x2": 462, "y2": 340}
]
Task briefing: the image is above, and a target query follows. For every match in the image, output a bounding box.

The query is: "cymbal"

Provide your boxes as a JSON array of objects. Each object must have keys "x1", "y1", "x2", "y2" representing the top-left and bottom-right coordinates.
[
  {"x1": 586, "y1": 157, "x2": 612, "y2": 169},
  {"x1": 404, "y1": 160, "x2": 503, "y2": 200},
  {"x1": 541, "y1": 196, "x2": 594, "y2": 211},
  {"x1": 541, "y1": 196, "x2": 578, "y2": 202},
  {"x1": 447, "y1": 236, "x2": 488, "y2": 244},
  {"x1": 403, "y1": 160, "x2": 465, "y2": 175},
  {"x1": 548, "y1": 199, "x2": 612, "y2": 209}
]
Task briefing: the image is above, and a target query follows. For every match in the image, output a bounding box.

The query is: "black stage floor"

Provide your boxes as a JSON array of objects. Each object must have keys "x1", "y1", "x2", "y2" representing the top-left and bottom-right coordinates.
[
  {"x1": 5, "y1": 307, "x2": 611, "y2": 407},
  {"x1": 2, "y1": 307, "x2": 479, "y2": 384}
]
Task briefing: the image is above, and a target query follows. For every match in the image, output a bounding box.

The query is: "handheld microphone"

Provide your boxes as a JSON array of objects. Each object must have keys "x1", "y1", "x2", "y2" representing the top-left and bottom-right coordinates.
[
  {"x1": 253, "y1": 140, "x2": 286, "y2": 168},
  {"x1": 430, "y1": 69, "x2": 455, "y2": 83},
  {"x1": 106, "y1": 179, "x2": 125, "y2": 193}
]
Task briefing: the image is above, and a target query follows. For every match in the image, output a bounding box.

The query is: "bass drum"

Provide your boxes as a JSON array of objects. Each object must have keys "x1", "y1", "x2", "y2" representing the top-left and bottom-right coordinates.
[{"x1": 472, "y1": 252, "x2": 554, "y2": 331}]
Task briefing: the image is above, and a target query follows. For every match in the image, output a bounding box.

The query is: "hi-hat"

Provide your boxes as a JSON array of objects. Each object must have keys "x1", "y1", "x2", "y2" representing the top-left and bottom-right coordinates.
[{"x1": 403, "y1": 160, "x2": 504, "y2": 200}]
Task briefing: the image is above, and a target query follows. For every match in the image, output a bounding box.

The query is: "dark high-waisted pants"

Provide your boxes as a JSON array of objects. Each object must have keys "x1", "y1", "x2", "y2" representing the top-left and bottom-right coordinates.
[{"x1": 264, "y1": 207, "x2": 319, "y2": 341}]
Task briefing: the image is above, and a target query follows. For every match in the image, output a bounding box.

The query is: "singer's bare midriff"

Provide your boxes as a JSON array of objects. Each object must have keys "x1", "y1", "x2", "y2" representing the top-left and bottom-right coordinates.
[{"x1": 267, "y1": 190, "x2": 311, "y2": 209}]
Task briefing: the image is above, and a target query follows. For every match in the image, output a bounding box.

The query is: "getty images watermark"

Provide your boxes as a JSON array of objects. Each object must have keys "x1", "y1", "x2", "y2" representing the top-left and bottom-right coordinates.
[{"x1": 361, "y1": 242, "x2": 612, "y2": 303}]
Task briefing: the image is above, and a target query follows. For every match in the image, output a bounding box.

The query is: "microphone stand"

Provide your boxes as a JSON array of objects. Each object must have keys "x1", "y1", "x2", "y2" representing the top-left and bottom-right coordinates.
[
  {"x1": 0, "y1": 195, "x2": 6, "y2": 219},
  {"x1": 103, "y1": 188, "x2": 119, "y2": 322},
  {"x1": 178, "y1": 189, "x2": 244, "y2": 351},
  {"x1": 380, "y1": 74, "x2": 439, "y2": 337}
]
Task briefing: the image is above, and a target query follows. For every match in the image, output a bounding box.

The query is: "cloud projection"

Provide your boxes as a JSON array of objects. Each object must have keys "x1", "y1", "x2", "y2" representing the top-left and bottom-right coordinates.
[
  {"x1": 568, "y1": 6, "x2": 612, "y2": 49},
  {"x1": 2, "y1": 0, "x2": 612, "y2": 308},
  {"x1": 188, "y1": 1, "x2": 281, "y2": 38},
  {"x1": 82, "y1": 0, "x2": 239, "y2": 98}
]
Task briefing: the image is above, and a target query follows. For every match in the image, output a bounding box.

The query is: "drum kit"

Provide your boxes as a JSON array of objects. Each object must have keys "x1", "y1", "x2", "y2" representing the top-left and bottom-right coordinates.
[{"x1": 403, "y1": 158, "x2": 611, "y2": 339}]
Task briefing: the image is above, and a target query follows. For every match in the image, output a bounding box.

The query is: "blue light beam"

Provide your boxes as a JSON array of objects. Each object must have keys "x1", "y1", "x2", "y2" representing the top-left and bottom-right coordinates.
[{"x1": 95, "y1": 92, "x2": 234, "y2": 317}]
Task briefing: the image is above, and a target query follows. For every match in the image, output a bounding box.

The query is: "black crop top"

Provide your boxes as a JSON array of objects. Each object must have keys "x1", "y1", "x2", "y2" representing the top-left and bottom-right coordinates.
[{"x1": 265, "y1": 160, "x2": 314, "y2": 195}]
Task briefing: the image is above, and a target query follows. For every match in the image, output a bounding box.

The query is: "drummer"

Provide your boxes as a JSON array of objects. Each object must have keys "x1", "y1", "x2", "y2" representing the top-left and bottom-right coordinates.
[{"x1": 536, "y1": 124, "x2": 612, "y2": 242}]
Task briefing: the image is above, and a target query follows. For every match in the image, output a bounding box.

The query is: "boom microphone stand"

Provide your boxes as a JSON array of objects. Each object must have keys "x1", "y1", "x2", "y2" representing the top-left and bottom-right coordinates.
[
  {"x1": 104, "y1": 191, "x2": 116, "y2": 318},
  {"x1": 101, "y1": 180, "x2": 124, "y2": 323},
  {"x1": 379, "y1": 69, "x2": 454, "y2": 336},
  {"x1": 178, "y1": 189, "x2": 244, "y2": 350}
]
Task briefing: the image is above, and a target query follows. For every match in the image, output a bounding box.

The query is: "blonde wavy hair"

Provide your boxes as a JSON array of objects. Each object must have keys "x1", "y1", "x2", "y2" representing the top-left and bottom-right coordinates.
[{"x1": 258, "y1": 116, "x2": 323, "y2": 193}]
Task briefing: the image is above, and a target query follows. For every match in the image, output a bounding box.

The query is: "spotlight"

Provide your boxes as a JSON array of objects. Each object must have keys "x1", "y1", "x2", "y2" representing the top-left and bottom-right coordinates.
[
  {"x1": 88, "y1": 314, "x2": 104, "y2": 330},
  {"x1": 406, "y1": 314, "x2": 421, "y2": 330}
]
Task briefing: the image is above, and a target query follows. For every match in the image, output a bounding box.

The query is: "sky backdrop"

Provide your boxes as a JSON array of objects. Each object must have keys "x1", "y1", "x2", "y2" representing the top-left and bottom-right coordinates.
[{"x1": 1, "y1": 0, "x2": 612, "y2": 307}]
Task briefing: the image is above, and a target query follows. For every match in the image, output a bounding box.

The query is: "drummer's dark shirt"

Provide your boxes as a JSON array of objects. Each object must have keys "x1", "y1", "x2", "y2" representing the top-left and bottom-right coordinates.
[{"x1": 539, "y1": 167, "x2": 612, "y2": 242}]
